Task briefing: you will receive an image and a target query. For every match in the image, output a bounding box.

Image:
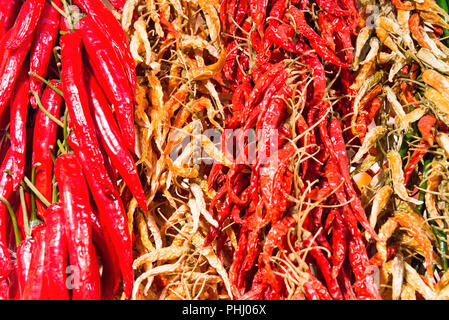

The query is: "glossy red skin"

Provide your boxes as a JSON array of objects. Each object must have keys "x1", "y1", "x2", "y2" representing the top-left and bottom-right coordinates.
[
  {"x1": 0, "y1": 0, "x2": 21, "y2": 38},
  {"x1": 3, "y1": 0, "x2": 45, "y2": 50},
  {"x1": 0, "y1": 33, "x2": 33, "y2": 120},
  {"x1": 77, "y1": 16, "x2": 135, "y2": 152},
  {"x1": 45, "y1": 203, "x2": 70, "y2": 300},
  {"x1": 54, "y1": 154, "x2": 101, "y2": 300},
  {"x1": 0, "y1": 149, "x2": 15, "y2": 281},
  {"x1": 84, "y1": 69, "x2": 147, "y2": 213},
  {"x1": 32, "y1": 81, "x2": 63, "y2": 219},
  {"x1": 22, "y1": 225, "x2": 48, "y2": 300},
  {"x1": 60, "y1": 31, "x2": 133, "y2": 298},
  {"x1": 89, "y1": 209, "x2": 121, "y2": 300},
  {"x1": 16, "y1": 238, "x2": 35, "y2": 298},
  {"x1": 9, "y1": 64, "x2": 29, "y2": 190},
  {"x1": 73, "y1": 0, "x2": 136, "y2": 100},
  {"x1": 29, "y1": 0, "x2": 61, "y2": 108}
]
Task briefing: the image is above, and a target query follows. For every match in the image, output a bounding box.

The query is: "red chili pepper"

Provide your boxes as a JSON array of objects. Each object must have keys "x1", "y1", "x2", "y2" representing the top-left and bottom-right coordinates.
[
  {"x1": 303, "y1": 235, "x2": 343, "y2": 300},
  {"x1": 0, "y1": 0, "x2": 21, "y2": 38},
  {"x1": 367, "y1": 97, "x2": 382, "y2": 123},
  {"x1": 331, "y1": 208, "x2": 346, "y2": 278},
  {"x1": 254, "y1": 0, "x2": 269, "y2": 36},
  {"x1": 268, "y1": 0, "x2": 288, "y2": 27},
  {"x1": 304, "y1": 274, "x2": 332, "y2": 300},
  {"x1": 301, "y1": 46, "x2": 326, "y2": 106},
  {"x1": 0, "y1": 31, "x2": 33, "y2": 120},
  {"x1": 73, "y1": 0, "x2": 137, "y2": 100},
  {"x1": 9, "y1": 64, "x2": 29, "y2": 190},
  {"x1": 60, "y1": 31, "x2": 133, "y2": 298},
  {"x1": 234, "y1": 0, "x2": 248, "y2": 27},
  {"x1": 29, "y1": 0, "x2": 61, "y2": 109},
  {"x1": 15, "y1": 238, "x2": 34, "y2": 298},
  {"x1": 108, "y1": 0, "x2": 126, "y2": 10},
  {"x1": 22, "y1": 224, "x2": 48, "y2": 300},
  {"x1": 404, "y1": 140, "x2": 429, "y2": 185},
  {"x1": 54, "y1": 154, "x2": 101, "y2": 300},
  {"x1": 2, "y1": 0, "x2": 45, "y2": 50},
  {"x1": 318, "y1": 12, "x2": 336, "y2": 52},
  {"x1": 44, "y1": 203, "x2": 70, "y2": 300},
  {"x1": 418, "y1": 114, "x2": 436, "y2": 146},
  {"x1": 77, "y1": 16, "x2": 136, "y2": 152},
  {"x1": 89, "y1": 208, "x2": 121, "y2": 300},
  {"x1": 288, "y1": 6, "x2": 349, "y2": 68},
  {"x1": 32, "y1": 81, "x2": 63, "y2": 219},
  {"x1": 0, "y1": 149, "x2": 14, "y2": 281},
  {"x1": 328, "y1": 118, "x2": 379, "y2": 240},
  {"x1": 84, "y1": 68, "x2": 147, "y2": 213},
  {"x1": 316, "y1": 0, "x2": 351, "y2": 16}
]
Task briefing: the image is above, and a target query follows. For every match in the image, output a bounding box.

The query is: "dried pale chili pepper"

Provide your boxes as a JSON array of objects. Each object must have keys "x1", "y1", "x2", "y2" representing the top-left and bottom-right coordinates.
[
  {"x1": 44, "y1": 203, "x2": 69, "y2": 300},
  {"x1": 73, "y1": 0, "x2": 136, "y2": 98},
  {"x1": 77, "y1": 15, "x2": 136, "y2": 152},
  {"x1": 32, "y1": 81, "x2": 63, "y2": 219},
  {"x1": 9, "y1": 64, "x2": 29, "y2": 191},
  {"x1": 55, "y1": 154, "x2": 101, "y2": 300},
  {"x1": 29, "y1": 0, "x2": 61, "y2": 109},
  {"x1": 22, "y1": 224, "x2": 47, "y2": 300},
  {"x1": 60, "y1": 31, "x2": 133, "y2": 299},
  {"x1": 2, "y1": 0, "x2": 45, "y2": 50},
  {"x1": 409, "y1": 13, "x2": 432, "y2": 49},
  {"x1": 84, "y1": 68, "x2": 147, "y2": 213},
  {"x1": 288, "y1": 6, "x2": 350, "y2": 68},
  {"x1": 0, "y1": 0, "x2": 21, "y2": 38}
]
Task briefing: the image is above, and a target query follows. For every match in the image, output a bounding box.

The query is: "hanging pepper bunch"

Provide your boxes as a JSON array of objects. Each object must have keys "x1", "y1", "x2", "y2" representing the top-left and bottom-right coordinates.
[
  {"x1": 0, "y1": 0, "x2": 146, "y2": 300},
  {"x1": 203, "y1": 0, "x2": 382, "y2": 300}
]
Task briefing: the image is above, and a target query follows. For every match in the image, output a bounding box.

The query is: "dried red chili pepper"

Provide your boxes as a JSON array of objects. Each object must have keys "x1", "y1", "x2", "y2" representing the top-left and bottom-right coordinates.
[
  {"x1": 54, "y1": 154, "x2": 101, "y2": 300},
  {"x1": 84, "y1": 68, "x2": 147, "y2": 213},
  {"x1": 32, "y1": 81, "x2": 63, "y2": 219},
  {"x1": 29, "y1": 0, "x2": 61, "y2": 109},
  {"x1": 331, "y1": 208, "x2": 347, "y2": 278},
  {"x1": 2, "y1": 0, "x2": 45, "y2": 50},
  {"x1": 9, "y1": 64, "x2": 29, "y2": 190},
  {"x1": 78, "y1": 15, "x2": 136, "y2": 152},
  {"x1": 45, "y1": 203, "x2": 70, "y2": 300},
  {"x1": 288, "y1": 6, "x2": 349, "y2": 68},
  {"x1": 418, "y1": 114, "x2": 436, "y2": 146},
  {"x1": 404, "y1": 140, "x2": 429, "y2": 185}
]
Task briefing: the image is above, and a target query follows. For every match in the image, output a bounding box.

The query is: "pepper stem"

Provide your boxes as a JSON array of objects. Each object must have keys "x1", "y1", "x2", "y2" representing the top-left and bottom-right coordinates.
[
  {"x1": 31, "y1": 91, "x2": 65, "y2": 128},
  {"x1": 0, "y1": 197, "x2": 21, "y2": 247}
]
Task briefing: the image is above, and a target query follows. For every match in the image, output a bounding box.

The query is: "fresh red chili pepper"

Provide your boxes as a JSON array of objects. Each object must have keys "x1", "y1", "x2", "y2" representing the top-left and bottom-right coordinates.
[
  {"x1": 15, "y1": 238, "x2": 34, "y2": 298},
  {"x1": 0, "y1": 0, "x2": 21, "y2": 38},
  {"x1": 44, "y1": 203, "x2": 70, "y2": 300},
  {"x1": 89, "y1": 208, "x2": 121, "y2": 300},
  {"x1": 29, "y1": 0, "x2": 61, "y2": 109},
  {"x1": 0, "y1": 149, "x2": 14, "y2": 281},
  {"x1": 288, "y1": 6, "x2": 349, "y2": 68},
  {"x1": 418, "y1": 114, "x2": 436, "y2": 146},
  {"x1": 77, "y1": 15, "x2": 136, "y2": 152},
  {"x1": 73, "y1": 0, "x2": 137, "y2": 100},
  {"x1": 404, "y1": 140, "x2": 429, "y2": 185},
  {"x1": 2, "y1": 0, "x2": 45, "y2": 50},
  {"x1": 54, "y1": 154, "x2": 101, "y2": 300},
  {"x1": 60, "y1": 31, "x2": 133, "y2": 299},
  {"x1": 0, "y1": 31, "x2": 33, "y2": 120},
  {"x1": 9, "y1": 64, "x2": 29, "y2": 190},
  {"x1": 22, "y1": 224, "x2": 48, "y2": 300},
  {"x1": 84, "y1": 67, "x2": 147, "y2": 213},
  {"x1": 108, "y1": 0, "x2": 126, "y2": 10},
  {"x1": 32, "y1": 81, "x2": 63, "y2": 219}
]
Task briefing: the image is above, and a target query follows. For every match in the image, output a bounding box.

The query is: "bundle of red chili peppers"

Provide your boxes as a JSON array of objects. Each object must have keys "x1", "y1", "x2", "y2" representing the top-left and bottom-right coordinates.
[
  {"x1": 0, "y1": 0, "x2": 146, "y2": 300},
  {"x1": 206, "y1": 0, "x2": 383, "y2": 300}
]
